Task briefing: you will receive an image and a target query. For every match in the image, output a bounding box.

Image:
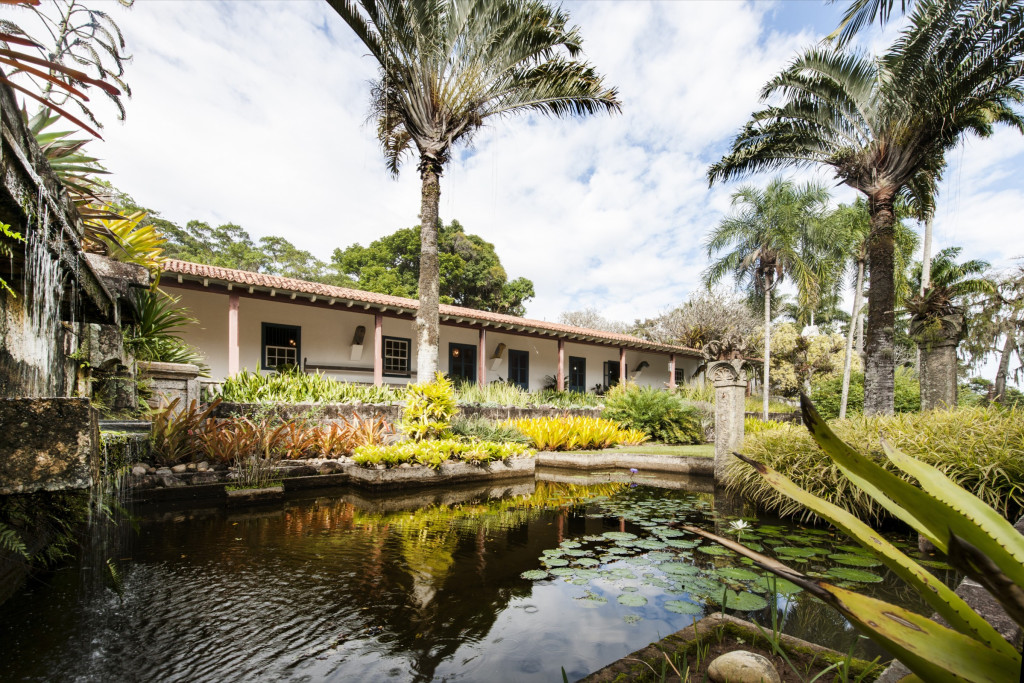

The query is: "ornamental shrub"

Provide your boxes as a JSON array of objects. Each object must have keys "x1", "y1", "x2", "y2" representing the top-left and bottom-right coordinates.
[
  {"x1": 809, "y1": 367, "x2": 920, "y2": 420},
  {"x1": 728, "y1": 406, "x2": 1024, "y2": 524},
  {"x1": 402, "y1": 373, "x2": 458, "y2": 441},
  {"x1": 352, "y1": 439, "x2": 530, "y2": 469},
  {"x1": 506, "y1": 416, "x2": 648, "y2": 451},
  {"x1": 602, "y1": 383, "x2": 704, "y2": 444}
]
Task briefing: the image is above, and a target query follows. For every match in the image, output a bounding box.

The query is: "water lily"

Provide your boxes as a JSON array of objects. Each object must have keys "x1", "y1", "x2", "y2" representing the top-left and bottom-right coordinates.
[
  {"x1": 629, "y1": 468, "x2": 638, "y2": 474},
  {"x1": 728, "y1": 519, "x2": 750, "y2": 540}
]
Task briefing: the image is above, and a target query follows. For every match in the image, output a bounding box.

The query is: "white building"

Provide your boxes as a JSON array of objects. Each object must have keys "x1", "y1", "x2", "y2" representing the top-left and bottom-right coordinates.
[{"x1": 163, "y1": 260, "x2": 701, "y2": 391}]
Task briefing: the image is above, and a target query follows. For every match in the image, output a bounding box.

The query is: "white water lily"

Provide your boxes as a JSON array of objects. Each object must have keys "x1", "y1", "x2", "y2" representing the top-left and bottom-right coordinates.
[{"x1": 728, "y1": 520, "x2": 751, "y2": 534}]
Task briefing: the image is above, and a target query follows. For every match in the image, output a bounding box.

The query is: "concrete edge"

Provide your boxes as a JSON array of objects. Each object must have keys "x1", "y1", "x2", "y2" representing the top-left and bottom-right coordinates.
[{"x1": 536, "y1": 451, "x2": 714, "y2": 476}]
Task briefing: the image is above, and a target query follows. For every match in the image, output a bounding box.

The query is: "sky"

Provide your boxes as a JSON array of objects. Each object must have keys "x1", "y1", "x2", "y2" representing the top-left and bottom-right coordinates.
[{"x1": 21, "y1": 1, "x2": 1024, "y2": 330}]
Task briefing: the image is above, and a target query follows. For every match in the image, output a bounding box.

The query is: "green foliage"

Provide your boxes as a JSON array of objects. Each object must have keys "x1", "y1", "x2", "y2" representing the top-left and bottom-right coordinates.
[
  {"x1": 729, "y1": 406, "x2": 1024, "y2": 524},
  {"x1": 601, "y1": 383, "x2": 704, "y2": 444},
  {"x1": 402, "y1": 374, "x2": 458, "y2": 441},
  {"x1": 675, "y1": 383, "x2": 715, "y2": 403},
  {"x1": 0, "y1": 222, "x2": 24, "y2": 297},
  {"x1": 217, "y1": 369, "x2": 403, "y2": 404},
  {"x1": 702, "y1": 396, "x2": 1024, "y2": 681},
  {"x1": 0, "y1": 491, "x2": 89, "y2": 569},
  {"x1": 333, "y1": 220, "x2": 536, "y2": 316},
  {"x1": 123, "y1": 289, "x2": 208, "y2": 372},
  {"x1": 450, "y1": 416, "x2": 529, "y2": 444},
  {"x1": 533, "y1": 389, "x2": 603, "y2": 408},
  {"x1": 507, "y1": 416, "x2": 648, "y2": 451},
  {"x1": 352, "y1": 439, "x2": 530, "y2": 469},
  {"x1": 744, "y1": 416, "x2": 795, "y2": 435},
  {"x1": 455, "y1": 380, "x2": 532, "y2": 407},
  {"x1": 149, "y1": 398, "x2": 220, "y2": 465},
  {"x1": 810, "y1": 368, "x2": 920, "y2": 420}
]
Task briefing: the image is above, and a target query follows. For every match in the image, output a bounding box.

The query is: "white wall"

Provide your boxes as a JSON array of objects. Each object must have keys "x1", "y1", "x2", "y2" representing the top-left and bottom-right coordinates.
[{"x1": 168, "y1": 286, "x2": 689, "y2": 391}]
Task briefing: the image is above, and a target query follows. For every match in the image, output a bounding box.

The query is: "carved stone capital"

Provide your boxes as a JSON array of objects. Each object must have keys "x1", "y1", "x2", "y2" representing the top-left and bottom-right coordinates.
[{"x1": 708, "y1": 359, "x2": 750, "y2": 385}]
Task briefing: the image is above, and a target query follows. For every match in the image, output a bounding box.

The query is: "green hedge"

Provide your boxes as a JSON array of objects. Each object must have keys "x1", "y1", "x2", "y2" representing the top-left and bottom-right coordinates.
[
  {"x1": 809, "y1": 368, "x2": 921, "y2": 420},
  {"x1": 728, "y1": 407, "x2": 1024, "y2": 524}
]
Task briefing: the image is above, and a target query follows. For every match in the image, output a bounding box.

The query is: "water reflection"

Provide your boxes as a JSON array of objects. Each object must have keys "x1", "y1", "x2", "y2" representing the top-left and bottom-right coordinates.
[{"x1": 0, "y1": 478, "x2": 951, "y2": 682}]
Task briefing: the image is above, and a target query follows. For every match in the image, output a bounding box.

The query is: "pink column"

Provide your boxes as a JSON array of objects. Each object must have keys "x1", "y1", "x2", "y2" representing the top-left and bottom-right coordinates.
[
  {"x1": 228, "y1": 293, "x2": 239, "y2": 375},
  {"x1": 373, "y1": 312, "x2": 383, "y2": 387},
  {"x1": 669, "y1": 353, "x2": 676, "y2": 389},
  {"x1": 557, "y1": 339, "x2": 565, "y2": 391},
  {"x1": 478, "y1": 328, "x2": 487, "y2": 388},
  {"x1": 619, "y1": 347, "x2": 626, "y2": 384}
]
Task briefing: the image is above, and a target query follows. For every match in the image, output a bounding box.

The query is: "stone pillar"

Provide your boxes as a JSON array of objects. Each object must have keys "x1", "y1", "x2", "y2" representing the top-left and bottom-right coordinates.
[
  {"x1": 911, "y1": 314, "x2": 962, "y2": 412},
  {"x1": 138, "y1": 361, "x2": 200, "y2": 411},
  {"x1": 709, "y1": 359, "x2": 749, "y2": 483}
]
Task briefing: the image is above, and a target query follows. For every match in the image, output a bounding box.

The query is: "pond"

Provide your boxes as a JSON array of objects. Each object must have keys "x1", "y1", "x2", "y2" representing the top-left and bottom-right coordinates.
[{"x1": 0, "y1": 471, "x2": 957, "y2": 682}]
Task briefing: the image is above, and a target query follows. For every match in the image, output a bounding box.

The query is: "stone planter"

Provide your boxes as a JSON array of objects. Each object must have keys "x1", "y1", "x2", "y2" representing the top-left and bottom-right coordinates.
[
  {"x1": 345, "y1": 456, "x2": 535, "y2": 490},
  {"x1": 138, "y1": 361, "x2": 201, "y2": 411},
  {"x1": 226, "y1": 486, "x2": 284, "y2": 506}
]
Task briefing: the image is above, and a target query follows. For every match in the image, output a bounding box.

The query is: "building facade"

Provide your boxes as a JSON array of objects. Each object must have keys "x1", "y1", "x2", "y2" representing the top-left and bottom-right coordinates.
[{"x1": 162, "y1": 260, "x2": 701, "y2": 391}]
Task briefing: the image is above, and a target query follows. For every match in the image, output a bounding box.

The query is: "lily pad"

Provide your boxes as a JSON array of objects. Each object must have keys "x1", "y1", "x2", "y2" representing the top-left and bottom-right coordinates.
[
  {"x1": 563, "y1": 549, "x2": 590, "y2": 557},
  {"x1": 637, "y1": 539, "x2": 668, "y2": 550},
  {"x1": 520, "y1": 569, "x2": 548, "y2": 580},
  {"x1": 661, "y1": 563, "x2": 699, "y2": 576},
  {"x1": 543, "y1": 558, "x2": 569, "y2": 567},
  {"x1": 618, "y1": 593, "x2": 648, "y2": 606},
  {"x1": 717, "y1": 567, "x2": 760, "y2": 581},
  {"x1": 602, "y1": 532, "x2": 638, "y2": 541},
  {"x1": 697, "y1": 545, "x2": 734, "y2": 556},
  {"x1": 576, "y1": 557, "x2": 600, "y2": 567},
  {"x1": 753, "y1": 576, "x2": 803, "y2": 595},
  {"x1": 623, "y1": 614, "x2": 642, "y2": 624},
  {"x1": 741, "y1": 542, "x2": 765, "y2": 552},
  {"x1": 664, "y1": 599, "x2": 703, "y2": 615},
  {"x1": 774, "y1": 546, "x2": 818, "y2": 558},
  {"x1": 828, "y1": 553, "x2": 882, "y2": 567},
  {"x1": 576, "y1": 595, "x2": 608, "y2": 608},
  {"x1": 712, "y1": 590, "x2": 769, "y2": 612},
  {"x1": 551, "y1": 567, "x2": 577, "y2": 577},
  {"x1": 560, "y1": 541, "x2": 582, "y2": 549},
  {"x1": 825, "y1": 567, "x2": 883, "y2": 583},
  {"x1": 576, "y1": 569, "x2": 602, "y2": 579},
  {"x1": 666, "y1": 539, "x2": 700, "y2": 549}
]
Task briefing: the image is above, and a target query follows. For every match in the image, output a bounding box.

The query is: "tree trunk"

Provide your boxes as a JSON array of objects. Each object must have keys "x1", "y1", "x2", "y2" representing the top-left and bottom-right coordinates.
[
  {"x1": 856, "y1": 307, "x2": 865, "y2": 356},
  {"x1": 992, "y1": 331, "x2": 1016, "y2": 403},
  {"x1": 840, "y1": 258, "x2": 865, "y2": 419},
  {"x1": 763, "y1": 286, "x2": 771, "y2": 420},
  {"x1": 920, "y1": 217, "x2": 933, "y2": 295},
  {"x1": 416, "y1": 158, "x2": 442, "y2": 382},
  {"x1": 864, "y1": 191, "x2": 897, "y2": 415}
]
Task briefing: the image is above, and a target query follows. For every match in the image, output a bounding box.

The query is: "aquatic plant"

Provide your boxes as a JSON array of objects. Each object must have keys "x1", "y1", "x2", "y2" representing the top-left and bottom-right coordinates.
[
  {"x1": 401, "y1": 373, "x2": 458, "y2": 441},
  {"x1": 729, "y1": 405, "x2": 1024, "y2": 524},
  {"x1": 602, "y1": 382, "x2": 704, "y2": 444},
  {"x1": 691, "y1": 396, "x2": 1024, "y2": 681},
  {"x1": 505, "y1": 416, "x2": 648, "y2": 451}
]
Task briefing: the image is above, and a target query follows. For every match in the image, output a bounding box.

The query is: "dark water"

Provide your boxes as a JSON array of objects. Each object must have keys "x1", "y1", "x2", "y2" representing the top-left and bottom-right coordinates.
[{"x1": 0, "y1": 472, "x2": 957, "y2": 682}]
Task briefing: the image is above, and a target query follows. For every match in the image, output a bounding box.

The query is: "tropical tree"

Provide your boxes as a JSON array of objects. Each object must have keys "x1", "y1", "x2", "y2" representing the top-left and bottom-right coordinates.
[
  {"x1": 708, "y1": 0, "x2": 1024, "y2": 414},
  {"x1": 958, "y1": 264, "x2": 1023, "y2": 403},
  {"x1": 702, "y1": 178, "x2": 830, "y2": 418},
  {"x1": 328, "y1": 0, "x2": 620, "y2": 380}
]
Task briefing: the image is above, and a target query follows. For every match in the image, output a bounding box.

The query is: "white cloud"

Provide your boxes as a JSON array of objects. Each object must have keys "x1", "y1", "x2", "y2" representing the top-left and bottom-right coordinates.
[{"x1": 72, "y1": 0, "x2": 1021, "y2": 333}]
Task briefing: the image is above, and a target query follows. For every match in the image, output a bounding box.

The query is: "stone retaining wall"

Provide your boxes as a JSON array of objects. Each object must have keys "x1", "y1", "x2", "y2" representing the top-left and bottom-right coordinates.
[{"x1": 0, "y1": 398, "x2": 97, "y2": 494}]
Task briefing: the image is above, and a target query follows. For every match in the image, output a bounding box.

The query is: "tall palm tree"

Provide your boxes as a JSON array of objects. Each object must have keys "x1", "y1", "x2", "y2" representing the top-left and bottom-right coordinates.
[
  {"x1": 327, "y1": 0, "x2": 620, "y2": 379},
  {"x1": 702, "y1": 178, "x2": 830, "y2": 419},
  {"x1": 708, "y1": 0, "x2": 1024, "y2": 414}
]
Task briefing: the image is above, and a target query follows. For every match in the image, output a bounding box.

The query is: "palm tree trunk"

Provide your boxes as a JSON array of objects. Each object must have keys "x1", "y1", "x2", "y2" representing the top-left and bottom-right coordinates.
[
  {"x1": 416, "y1": 158, "x2": 442, "y2": 381},
  {"x1": 992, "y1": 331, "x2": 1016, "y2": 404},
  {"x1": 920, "y1": 217, "x2": 933, "y2": 295},
  {"x1": 840, "y1": 258, "x2": 865, "y2": 418},
  {"x1": 856, "y1": 306, "x2": 865, "y2": 356},
  {"x1": 763, "y1": 286, "x2": 771, "y2": 420},
  {"x1": 864, "y1": 191, "x2": 897, "y2": 415}
]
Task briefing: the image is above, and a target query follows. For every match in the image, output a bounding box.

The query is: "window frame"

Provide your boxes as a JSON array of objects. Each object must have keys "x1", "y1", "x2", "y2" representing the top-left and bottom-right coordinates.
[
  {"x1": 261, "y1": 322, "x2": 301, "y2": 371},
  {"x1": 382, "y1": 335, "x2": 412, "y2": 378},
  {"x1": 568, "y1": 356, "x2": 586, "y2": 393},
  {"x1": 508, "y1": 349, "x2": 529, "y2": 390},
  {"x1": 448, "y1": 342, "x2": 477, "y2": 384}
]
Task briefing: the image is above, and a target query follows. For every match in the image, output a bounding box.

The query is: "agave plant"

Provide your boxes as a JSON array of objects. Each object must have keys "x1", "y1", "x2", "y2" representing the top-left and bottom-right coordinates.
[{"x1": 688, "y1": 395, "x2": 1024, "y2": 681}]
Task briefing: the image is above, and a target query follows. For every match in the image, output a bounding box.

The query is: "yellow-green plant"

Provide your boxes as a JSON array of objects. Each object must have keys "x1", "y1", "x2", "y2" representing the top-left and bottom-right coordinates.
[
  {"x1": 506, "y1": 416, "x2": 648, "y2": 451},
  {"x1": 353, "y1": 439, "x2": 529, "y2": 469},
  {"x1": 402, "y1": 373, "x2": 458, "y2": 441},
  {"x1": 690, "y1": 396, "x2": 1024, "y2": 682},
  {"x1": 0, "y1": 222, "x2": 24, "y2": 297},
  {"x1": 218, "y1": 368, "x2": 403, "y2": 404}
]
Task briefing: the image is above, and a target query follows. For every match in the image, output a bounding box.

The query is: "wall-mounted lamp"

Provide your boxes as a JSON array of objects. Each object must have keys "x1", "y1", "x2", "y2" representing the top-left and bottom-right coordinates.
[
  {"x1": 350, "y1": 325, "x2": 366, "y2": 361},
  {"x1": 490, "y1": 342, "x2": 506, "y2": 370}
]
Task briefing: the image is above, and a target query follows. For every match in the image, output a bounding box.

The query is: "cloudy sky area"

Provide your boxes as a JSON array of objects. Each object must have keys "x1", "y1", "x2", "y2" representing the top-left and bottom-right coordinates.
[{"x1": 70, "y1": 1, "x2": 1024, "y2": 326}]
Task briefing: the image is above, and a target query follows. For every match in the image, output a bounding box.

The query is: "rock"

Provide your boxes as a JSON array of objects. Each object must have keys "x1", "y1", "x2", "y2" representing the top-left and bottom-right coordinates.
[
  {"x1": 131, "y1": 463, "x2": 149, "y2": 471},
  {"x1": 191, "y1": 472, "x2": 220, "y2": 484},
  {"x1": 155, "y1": 467, "x2": 172, "y2": 476},
  {"x1": 707, "y1": 651, "x2": 780, "y2": 683},
  {"x1": 171, "y1": 464, "x2": 188, "y2": 474},
  {"x1": 157, "y1": 475, "x2": 185, "y2": 488},
  {"x1": 131, "y1": 466, "x2": 148, "y2": 476},
  {"x1": 398, "y1": 463, "x2": 412, "y2": 469},
  {"x1": 146, "y1": 467, "x2": 157, "y2": 474},
  {"x1": 197, "y1": 461, "x2": 210, "y2": 472},
  {"x1": 318, "y1": 461, "x2": 344, "y2": 474},
  {"x1": 283, "y1": 465, "x2": 317, "y2": 477},
  {"x1": 186, "y1": 463, "x2": 197, "y2": 471}
]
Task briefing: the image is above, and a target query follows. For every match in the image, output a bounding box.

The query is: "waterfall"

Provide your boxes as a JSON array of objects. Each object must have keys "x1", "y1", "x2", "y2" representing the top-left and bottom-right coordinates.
[{"x1": 19, "y1": 201, "x2": 67, "y2": 397}]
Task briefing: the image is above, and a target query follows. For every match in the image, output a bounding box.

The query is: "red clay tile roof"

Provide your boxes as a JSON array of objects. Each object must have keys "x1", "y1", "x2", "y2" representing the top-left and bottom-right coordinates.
[{"x1": 163, "y1": 259, "x2": 700, "y2": 356}]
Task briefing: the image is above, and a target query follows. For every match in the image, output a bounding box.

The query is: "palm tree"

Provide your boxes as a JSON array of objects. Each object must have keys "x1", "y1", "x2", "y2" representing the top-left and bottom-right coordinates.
[
  {"x1": 702, "y1": 178, "x2": 830, "y2": 419},
  {"x1": 708, "y1": 0, "x2": 1024, "y2": 414},
  {"x1": 327, "y1": 0, "x2": 620, "y2": 380}
]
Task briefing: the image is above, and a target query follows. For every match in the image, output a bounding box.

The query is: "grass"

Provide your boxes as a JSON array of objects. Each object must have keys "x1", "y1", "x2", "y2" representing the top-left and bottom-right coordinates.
[
  {"x1": 729, "y1": 406, "x2": 1024, "y2": 524},
  {"x1": 573, "y1": 443, "x2": 714, "y2": 457}
]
